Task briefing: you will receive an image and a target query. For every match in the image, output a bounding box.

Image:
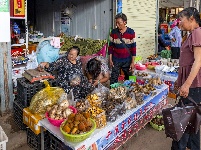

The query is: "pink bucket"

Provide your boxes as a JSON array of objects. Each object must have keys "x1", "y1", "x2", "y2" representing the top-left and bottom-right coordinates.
[{"x1": 45, "y1": 106, "x2": 77, "y2": 127}]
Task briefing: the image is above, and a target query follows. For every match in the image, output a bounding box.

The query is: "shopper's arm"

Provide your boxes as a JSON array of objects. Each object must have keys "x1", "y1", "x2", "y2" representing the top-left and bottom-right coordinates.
[{"x1": 168, "y1": 28, "x2": 176, "y2": 42}]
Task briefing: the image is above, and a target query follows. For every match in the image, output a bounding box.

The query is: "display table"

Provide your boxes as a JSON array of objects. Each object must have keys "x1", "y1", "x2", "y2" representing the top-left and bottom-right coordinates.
[
  {"x1": 39, "y1": 85, "x2": 169, "y2": 150},
  {"x1": 135, "y1": 69, "x2": 177, "y2": 82},
  {"x1": 135, "y1": 69, "x2": 177, "y2": 93}
]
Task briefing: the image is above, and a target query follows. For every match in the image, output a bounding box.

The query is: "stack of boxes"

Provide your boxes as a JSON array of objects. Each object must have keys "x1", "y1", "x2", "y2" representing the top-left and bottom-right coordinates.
[{"x1": 14, "y1": 77, "x2": 59, "y2": 149}]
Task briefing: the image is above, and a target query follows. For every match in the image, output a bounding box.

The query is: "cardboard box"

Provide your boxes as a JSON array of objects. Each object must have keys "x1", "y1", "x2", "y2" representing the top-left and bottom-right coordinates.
[
  {"x1": 14, "y1": 0, "x2": 25, "y2": 17},
  {"x1": 23, "y1": 108, "x2": 43, "y2": 135},
  {"x1": 168, "y1": 92, "x2": 176, "y2": 99}
]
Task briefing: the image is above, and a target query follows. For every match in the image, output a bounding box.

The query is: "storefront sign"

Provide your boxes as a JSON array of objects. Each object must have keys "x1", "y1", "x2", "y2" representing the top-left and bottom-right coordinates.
[
  {"x1": 0, "y1": 0, "x2": 9, "y2": 42},
  {"x1": 0, "y1": 0, "x2": 9, "y2": 12}
]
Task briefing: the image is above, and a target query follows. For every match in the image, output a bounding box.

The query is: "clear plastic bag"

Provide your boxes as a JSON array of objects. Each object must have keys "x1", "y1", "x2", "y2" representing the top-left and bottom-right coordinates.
[
  {"x1": 57, "y1": 93, "x2": 68, "y2": 104},
  {"x1": 106, "y1": 108, "x2": 118, "y2": 122},
  {"x1": 95, "y1": 111, "x2": 107, "y2": 128},
  {"x1": 125, "y1": 92, "x2": 137, "y2": 109},
  {"x1": 108, "y1": 86, "x2": 127, "y2": 100},
  {"x1": 92, "y1": 83, "x2": 109, "y2": 101},
  {"x1": 29, "y1": 80, "x2": 65, "y2": 114},
  {"x1": 116, "y1": 102, "x2": 126, "y2": 116},
  {"x1": 88, "y1": 84, "x2": 109, "y2": 107},
  {"x1": 67, "y1": 90, "x2": 76, "y2": 106},
  {"x1": 69, "y1": 74, "x2": 81, "y2": 86},
  {"x1": 135, "y1": 93, "x2": 144, "y2": 105},
  {"x1": 75, "y1": 99, "x2": 90, "y2": 112}
]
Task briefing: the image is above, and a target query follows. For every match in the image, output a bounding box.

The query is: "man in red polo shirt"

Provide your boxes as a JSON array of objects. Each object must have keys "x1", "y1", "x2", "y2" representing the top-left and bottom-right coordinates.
[{"x1": 108, "y1": 13, "x2": 136, "y2": 85}]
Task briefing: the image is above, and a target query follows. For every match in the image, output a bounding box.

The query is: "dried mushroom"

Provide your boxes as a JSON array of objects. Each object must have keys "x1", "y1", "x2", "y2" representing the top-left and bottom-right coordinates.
[{"x1": 62, "y1": 112, "x2": 93, "y2": 135}]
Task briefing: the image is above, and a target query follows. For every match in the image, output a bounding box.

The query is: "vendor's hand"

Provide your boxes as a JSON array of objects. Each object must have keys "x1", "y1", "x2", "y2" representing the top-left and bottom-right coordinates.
[
  {"x1": 179, "y1": 83, "x2": 190, "y2": 98},
  {"x1": 172, "y1": 38, "x2": 176, "y2": 42},
  {"x1": 129, "y1": 62, "x2": 135, "y2": 72},
  {"x1": 38, "y1": 62, "x2": 48, "y2": 72},
  {"x1": 93, "y1": 80, "x2": 99, "y2": 87},
  {"x1": 109, "y1": 60, "x2": 114, "y2": 68}
]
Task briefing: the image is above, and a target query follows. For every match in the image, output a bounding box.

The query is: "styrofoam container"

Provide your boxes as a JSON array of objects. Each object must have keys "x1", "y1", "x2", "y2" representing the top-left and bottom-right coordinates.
[{"x1": 0, "y1": 126, "x2": 8, "y2": 150}]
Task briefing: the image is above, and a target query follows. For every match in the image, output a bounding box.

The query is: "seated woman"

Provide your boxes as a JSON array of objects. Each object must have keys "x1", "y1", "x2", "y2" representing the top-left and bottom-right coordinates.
[
  {"x1": 85, "y1": 56, "x2": 110, "y2": 87},
  {"x1": 38, "y1": 46, "x2": 94, "y2": 100}
]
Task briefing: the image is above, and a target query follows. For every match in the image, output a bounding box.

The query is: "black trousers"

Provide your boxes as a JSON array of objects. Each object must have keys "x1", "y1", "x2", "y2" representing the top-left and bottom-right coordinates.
[
  {"x1": 171, "y1": 87, "x2": 201, "y2": 150},
  {"x1": 171, "y1": 47, "x2": 180, "y2": 59},
  {"x1": 110, "y1": 61, "x2": 132, "y2": 85}
]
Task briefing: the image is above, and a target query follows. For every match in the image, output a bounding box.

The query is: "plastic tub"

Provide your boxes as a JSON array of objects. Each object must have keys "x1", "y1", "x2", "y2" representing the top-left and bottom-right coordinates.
[
  {"x1": 135, "y1": 64, "x2": 146, "y2": 70},
  {"x1": 45, "y1": 106, "x2": 77, "y2": 127},
  {"x1": 60, "y1": 119, "x2": 96, "y2": 143}
]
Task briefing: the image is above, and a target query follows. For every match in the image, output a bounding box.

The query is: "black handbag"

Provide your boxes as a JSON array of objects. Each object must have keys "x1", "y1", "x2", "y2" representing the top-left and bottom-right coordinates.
[{"x1": 162, "y1": 96, "x2": 199, "y2": 141}]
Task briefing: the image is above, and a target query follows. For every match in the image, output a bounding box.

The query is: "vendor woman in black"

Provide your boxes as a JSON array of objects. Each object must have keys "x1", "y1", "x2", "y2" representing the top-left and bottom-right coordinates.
[{"x1": 38, "y1": 46, "x2": 94, "y2": 100}]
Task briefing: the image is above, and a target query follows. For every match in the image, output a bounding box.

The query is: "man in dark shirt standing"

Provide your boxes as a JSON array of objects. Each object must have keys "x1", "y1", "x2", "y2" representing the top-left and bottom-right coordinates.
[{"x1": 108, "y1": 13, "x2": 136, "y2": 85}]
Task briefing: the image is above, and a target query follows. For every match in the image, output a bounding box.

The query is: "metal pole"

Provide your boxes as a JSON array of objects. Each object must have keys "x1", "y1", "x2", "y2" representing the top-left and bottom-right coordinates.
[
  {"x1": 155, "y1": 0, "x2": 159, "y2": 54},
  {"x1": 25, "y1": 0, "x2": 28, "y2": 55},
  {"x1": 7, "y1": 42, "x2": 14, "y2": 110},
  {"x1": 196, "y1": 0, "x2": 200, "y2": 11},
  {"x1": 0, "y1": 43, "x2": 6, "y2": 114},
  {"x1": 0, "y1": 42, "x2": 13, "y2": 115},
  {"x1": 112, "y1": 0, "x2": 117, "y2": 29}
]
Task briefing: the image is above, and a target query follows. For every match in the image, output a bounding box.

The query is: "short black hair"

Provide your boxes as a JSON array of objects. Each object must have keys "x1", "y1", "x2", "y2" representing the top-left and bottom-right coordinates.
[
  {"x1": 115, "y1": 13, "x2": 127, "y2": 23},
  {"x1": 86, "y1": 58, "x2": 101, "y2": 80},
  {"x1": 178, "y1": 7, "x2": 201, "y2": 26},
  {"x1": 69, "y1": 46, "x2": 80, "y2": 56}
]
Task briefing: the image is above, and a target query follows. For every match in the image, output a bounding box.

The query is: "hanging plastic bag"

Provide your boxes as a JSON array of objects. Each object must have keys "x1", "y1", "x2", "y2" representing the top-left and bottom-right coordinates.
[
  {"x1": 67, "y1": 89, "x2": 77, "y2": 107},
  {"x1": 69, "y1": 74, "x2": 81, "y2": 86},
  {"x1": 75, "y1": 99, "x2": 90, "y2": 112},
  {"x1": 87, "y1": 84, "x2": 109, "y2": 107},
  {"x1": 29, "y1": 80, "x2": 65, "y2": 114},
  {"x1": 26, "y1": 51, "x2": 38, "y2": 69},
  {"x1": 92, "y1": 83, "x2": 109, "y2": 101},
  {"x1": 125, "y1": 92, "x2": 137, "y2": 109}
]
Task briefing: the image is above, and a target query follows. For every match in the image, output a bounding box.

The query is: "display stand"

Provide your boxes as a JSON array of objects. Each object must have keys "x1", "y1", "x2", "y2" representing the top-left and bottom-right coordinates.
[
  {"x1": 135, "y1": 69, "x2": 177, "y2": 82},
  {"x1": 39, "y1": 85, "x2": 169, "y2": 150},
  {"x1": 10, "y1": 0, "x2": 28, "y2": 54}
]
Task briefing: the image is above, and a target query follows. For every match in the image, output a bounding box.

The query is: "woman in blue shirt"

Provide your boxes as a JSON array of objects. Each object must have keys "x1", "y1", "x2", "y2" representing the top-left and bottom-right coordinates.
[
  {"x1": 168, "y1": 19, "x2": 182, "y2": 59},
  {"x1": 158, "y1": 29, "x2": 169, "y2": 53}
]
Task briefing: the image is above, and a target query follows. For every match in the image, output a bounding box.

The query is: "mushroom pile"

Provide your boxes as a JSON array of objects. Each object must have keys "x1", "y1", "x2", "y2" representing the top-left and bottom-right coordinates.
[{"x1": 47, "y1": 100, "x2": 72, "y2": 120}]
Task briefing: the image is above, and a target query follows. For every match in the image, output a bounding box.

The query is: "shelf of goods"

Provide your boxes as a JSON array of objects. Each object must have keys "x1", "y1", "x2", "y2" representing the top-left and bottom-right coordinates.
[
  {"x1": 10, "y1": 0, "x2": 28, "y2": 55},
  {"x1": 11, "y1": 0, "x2": 28, "y2": 89},
  {"x1": 38, "y1": 85, "x2": 169, "y2": 150}
]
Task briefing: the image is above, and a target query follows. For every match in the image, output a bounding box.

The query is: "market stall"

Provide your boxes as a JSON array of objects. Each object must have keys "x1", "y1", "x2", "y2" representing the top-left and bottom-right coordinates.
[{"x1": 38, "y1": 85, "x2": 168, "y2": 150}]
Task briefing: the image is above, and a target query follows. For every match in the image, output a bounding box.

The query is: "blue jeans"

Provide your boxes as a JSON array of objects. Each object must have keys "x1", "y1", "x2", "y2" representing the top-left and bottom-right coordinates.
[{"x1": 171, "y1": 88, "x2": 201, "y2": 150}]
